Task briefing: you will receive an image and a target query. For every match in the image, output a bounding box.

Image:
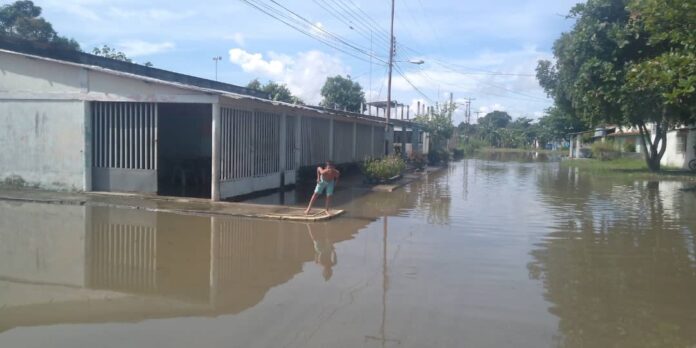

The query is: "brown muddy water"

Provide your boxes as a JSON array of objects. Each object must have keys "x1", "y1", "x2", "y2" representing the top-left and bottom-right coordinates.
[{"x1": 1, "y1": 154, "x2": 695, "y2": 348}]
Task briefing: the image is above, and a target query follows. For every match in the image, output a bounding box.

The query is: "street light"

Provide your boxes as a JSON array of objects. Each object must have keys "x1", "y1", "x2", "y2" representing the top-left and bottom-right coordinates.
[{"x1": 212, "y1": 56, "x2": 222, "y2": 81}]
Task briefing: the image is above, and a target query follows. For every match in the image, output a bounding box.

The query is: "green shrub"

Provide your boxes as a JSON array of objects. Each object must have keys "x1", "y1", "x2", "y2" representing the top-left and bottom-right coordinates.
[
  {"x1": 459, "y1": 138, "x2": 486, "y2": 156},
  {"x1": 363, "y1": 156, "x2": 406, "y2": 181},
  {"x1": 427, "y1": 149, "x2": 450, "y2": 165},
  {"x1": 623, "y1": 141, "x2": 636, "y2": 153},
  {"x1": 408, "y1": 152, "x2": 427, "y2": 170},
  {"x1": 451, "y1": 148, "x2": 464, "y2": 160},
  {"x1": 591, "y1": 141, "x2": 620, "y2": 160}
]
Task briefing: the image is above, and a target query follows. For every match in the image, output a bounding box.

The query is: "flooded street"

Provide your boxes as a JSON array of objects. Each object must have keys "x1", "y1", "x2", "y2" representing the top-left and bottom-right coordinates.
[{"x1": 1, "y1": 154, "x2": 695, "y2": 348}]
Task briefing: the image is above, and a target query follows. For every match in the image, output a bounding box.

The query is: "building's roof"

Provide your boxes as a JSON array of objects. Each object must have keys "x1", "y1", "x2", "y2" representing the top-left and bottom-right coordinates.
[
  {"x1": 607, "y1": 131, "x2": 641, "y2": 137},
  {"x1": 366, "y1": 100, "x2": 406, "y2": 108},
  {"x1": 0, "y1": 36, "x2": 270, "y2": 99},
  {"x1": 0, "y1": 37, "x2": 390, "y2": 126}
]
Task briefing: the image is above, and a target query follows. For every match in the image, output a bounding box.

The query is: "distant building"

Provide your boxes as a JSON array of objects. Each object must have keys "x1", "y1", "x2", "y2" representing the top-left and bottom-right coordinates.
[
  {"x1": 661, "y1": 125, "x2": 696, "y2": 169},
  {"x1": 568, "y1": 123, "x2": 696, "y2": 169}
]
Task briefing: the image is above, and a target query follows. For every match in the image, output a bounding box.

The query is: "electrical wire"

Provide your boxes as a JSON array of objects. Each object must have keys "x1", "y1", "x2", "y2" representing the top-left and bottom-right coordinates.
[{"x1": 239, "y1": 0, "x2": 388, "y2": 64}]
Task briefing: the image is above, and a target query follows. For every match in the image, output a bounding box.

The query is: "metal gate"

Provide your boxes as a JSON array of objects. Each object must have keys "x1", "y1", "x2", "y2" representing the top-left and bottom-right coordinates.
[{"x1": 91, "y1": 102, "x2": 158, "y2": 192}]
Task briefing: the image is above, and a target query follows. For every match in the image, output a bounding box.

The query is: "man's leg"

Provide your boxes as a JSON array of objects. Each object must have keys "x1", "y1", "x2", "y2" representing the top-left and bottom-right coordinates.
[
  {"x1": 324, "y1": 182, "x2": 335, "y2": 213},
  {"x1": 305, "y1": 193, "x2": 319, "y2": 214},
  {"x1": 325, "y1": 195, "x2": 331, "y2": 213}
]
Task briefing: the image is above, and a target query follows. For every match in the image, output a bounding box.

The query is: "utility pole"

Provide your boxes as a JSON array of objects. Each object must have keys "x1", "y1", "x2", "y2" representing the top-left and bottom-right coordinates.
[
  {"x1": 448, "y1": 92, "x2": 454, "y2": 121},
  {"x1": 213, "y1": 56, "x2": 222, "y2": 81},
  {"x1": 385, "y1": 0, "x2": 395, "y2": 154}
]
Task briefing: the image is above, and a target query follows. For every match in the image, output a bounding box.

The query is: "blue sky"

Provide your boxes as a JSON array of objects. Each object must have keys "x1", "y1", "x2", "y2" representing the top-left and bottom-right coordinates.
[{"x1": 33, "y1": 0, "x2": 578, "y2": 124}]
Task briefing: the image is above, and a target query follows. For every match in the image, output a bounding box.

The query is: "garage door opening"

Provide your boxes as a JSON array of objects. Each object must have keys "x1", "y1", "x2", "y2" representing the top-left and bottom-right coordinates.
[{"x1": 157, "y1": 103, "x2": 212, "y2": 198}]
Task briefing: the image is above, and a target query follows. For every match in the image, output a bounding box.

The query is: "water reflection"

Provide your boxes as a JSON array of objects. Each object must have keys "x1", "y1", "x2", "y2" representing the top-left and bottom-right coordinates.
[
  {"x1": 0, "y1": 203, "x2": 372, "y2": 332},
  {"x1": 530, "y1": 165, "x2": 696, "y2": 347},
  {"x1": 306, "y1": 223, "x2": 337, "y2": 281}
]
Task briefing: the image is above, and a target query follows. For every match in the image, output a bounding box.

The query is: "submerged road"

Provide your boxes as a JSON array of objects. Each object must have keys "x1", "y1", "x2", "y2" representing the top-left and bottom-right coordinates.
[{"x1": 1, "y1": 153, "x2": 695, "y2": 347}]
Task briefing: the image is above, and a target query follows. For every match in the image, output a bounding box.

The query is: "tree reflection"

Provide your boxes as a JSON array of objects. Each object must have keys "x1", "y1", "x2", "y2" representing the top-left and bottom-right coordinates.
[{"x1": 530, "y1": 166, "x2": 696, "y2": 347}]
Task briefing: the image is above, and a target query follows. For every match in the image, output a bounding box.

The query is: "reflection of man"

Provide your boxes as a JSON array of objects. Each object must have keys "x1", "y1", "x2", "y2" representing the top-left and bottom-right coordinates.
[{"x1": 306, "y1": 224, "x2": 337, "y2": 281}]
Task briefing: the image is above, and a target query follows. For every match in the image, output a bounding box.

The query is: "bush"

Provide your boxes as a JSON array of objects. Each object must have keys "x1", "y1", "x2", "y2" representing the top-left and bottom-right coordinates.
[
  {"x1": 451, "y1": 148, "x2": 465, "y2": 160},
  {"x1": 408, "y1": 152, "x2": 427, "y2": 170},
  {"x1": 459, "y1": 138, "x2": 486, "y2": 157},
  {"x1": 363, "y1": 156, "x2": 406, "y2": 181},
  {"x1": 591, "y1": 141, "x2": 620, "y2": 160},
  {"x1": 623, "y1": 141, "x2": 636, "y2": 153},
  {"x1": 427, "y1": 149, "x2": 450, "y2": 165}
]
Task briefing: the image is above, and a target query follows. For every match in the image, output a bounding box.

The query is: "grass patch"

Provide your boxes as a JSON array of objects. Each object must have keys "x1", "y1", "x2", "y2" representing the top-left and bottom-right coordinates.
[{"x1": 562, "y1": 158, "x2": 696, "y2": 180}]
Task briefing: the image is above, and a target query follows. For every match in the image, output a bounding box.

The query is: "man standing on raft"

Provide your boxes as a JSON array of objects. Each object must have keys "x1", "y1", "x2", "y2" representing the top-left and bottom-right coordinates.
[{"x1": 305, "y1": 160, "x2": 340, "y2": 215}]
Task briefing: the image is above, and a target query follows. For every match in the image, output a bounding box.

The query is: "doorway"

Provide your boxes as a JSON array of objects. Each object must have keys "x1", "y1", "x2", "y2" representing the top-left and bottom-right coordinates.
[{"x1": 157, "y1": 103, "x2": 212, "y2": 198}]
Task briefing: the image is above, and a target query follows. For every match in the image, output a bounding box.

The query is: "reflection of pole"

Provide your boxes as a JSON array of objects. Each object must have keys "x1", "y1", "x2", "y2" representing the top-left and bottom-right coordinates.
[{"x1": 366, "y1": 216, "x2": 400, "y2": 346}]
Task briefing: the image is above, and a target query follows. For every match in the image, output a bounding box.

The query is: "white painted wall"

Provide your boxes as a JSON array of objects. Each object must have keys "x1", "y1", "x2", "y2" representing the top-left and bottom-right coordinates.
[
  {"x1": 661, "y1": 128, "x2": 696, "y2": 169},
  {"x1": 0, "y1": 50, "x2": 216, "y2": 103},
  {"x1": 0, "y1": 100, "x2": 87, "y2": 190}
]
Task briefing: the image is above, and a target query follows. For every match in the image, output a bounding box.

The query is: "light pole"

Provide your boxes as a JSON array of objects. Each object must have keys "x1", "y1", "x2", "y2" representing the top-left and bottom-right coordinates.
[{"x1": 212, "y1": 56, "x2": 222, "y2": 81}]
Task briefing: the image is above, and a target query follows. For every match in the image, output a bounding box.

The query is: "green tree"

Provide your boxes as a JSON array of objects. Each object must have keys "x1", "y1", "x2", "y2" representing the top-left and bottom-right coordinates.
[
  {"x1": 92, "y1": 45, "x2": 132, "y2": 62},
  {"x1": 246, "y1": 79, "x2": 303, "y2": 104},
  {"x1": 479, "y1": 111, "x2": 512, "y2": 129},
  {"x1": 414, "y1": 102, "x2": 455, "y2": 150},
  {"x1": 0, "y1": 0, "x2": 79, "y2": 50},
  {"x1": 319, "y1": 75, "x2": 365, "y2": 112},
  {"x1": 537, "y1": 0, "x2": 696, "y2": 171},
  {"x1": 536, "y1": 107, "x2": 587, "y2": 142}
]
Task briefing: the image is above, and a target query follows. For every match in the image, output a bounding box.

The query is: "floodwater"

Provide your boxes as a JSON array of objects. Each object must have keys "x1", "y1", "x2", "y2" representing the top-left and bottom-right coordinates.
[{"x1": 1, "y1": 154, "x2": 695, "y2": 348}]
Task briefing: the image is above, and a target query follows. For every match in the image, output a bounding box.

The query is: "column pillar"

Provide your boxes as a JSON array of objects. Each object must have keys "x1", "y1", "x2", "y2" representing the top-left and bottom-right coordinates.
[
  {"x1": 211, "y1": 102, "x2": 221, "y2": 201},
  {"x1": 352, "y1": 121, "x2": 357, "y2": 161},
  {"x1": 329, "y1": 116, "x2": 335, "y2": 161},
  {"x1": 280, "y1": 112, "x2": 287, "y2": 171}
]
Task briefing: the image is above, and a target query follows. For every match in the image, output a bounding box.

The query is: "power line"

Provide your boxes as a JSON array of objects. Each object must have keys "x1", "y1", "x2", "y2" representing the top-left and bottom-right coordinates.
[
  {"x1": 267, "y1": 0, "x2": 387, "y2": 62},
  {"x1": 393, "y1": 64, "x2": 434, "y2": 103},
  {"x1": 239, "y1": 0, "x2": 387, "y2": 64}
]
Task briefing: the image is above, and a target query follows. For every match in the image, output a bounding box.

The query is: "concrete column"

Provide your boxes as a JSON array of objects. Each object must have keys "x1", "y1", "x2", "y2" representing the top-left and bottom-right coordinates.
[
  {"x1": 280, "y1": 112, "x2": 287, "y2": 171},
  {"x1": 352, "y1": 121, "x2": 357, "y2": 161},
  {"x1": 401, "y1": 125, "x2": 406, "y2": 158},
  {"x1": 295, "y1": 115, "x2": 302, "y2": 169},
  {"x1": 83, "y1": 101, "x2": 92, "y2": 191},
  {"x1": 211, "y1": 102, "x2": 221, "y2": 201},
  {"x1": 329, "y1": 116, "x2": 335, "y2": 161},
  {"x1": 371, "y1": 125, "x2": 375, "y2": 158}
]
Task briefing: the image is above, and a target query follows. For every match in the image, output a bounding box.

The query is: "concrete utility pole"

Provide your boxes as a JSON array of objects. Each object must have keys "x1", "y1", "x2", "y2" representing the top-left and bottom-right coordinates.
[
  {"x1": 385, "y1": 0, "x2": 395, "y2": 154},
  {"x1": 213, "y1": 56, "x2": 222, "y2": 81},
  {"x1": 448, "y1": 92, "x2": 454, "y2": 121}
]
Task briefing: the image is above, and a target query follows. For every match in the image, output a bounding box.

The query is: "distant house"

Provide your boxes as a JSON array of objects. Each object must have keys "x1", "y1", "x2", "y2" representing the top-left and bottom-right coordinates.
[
  {"x1": 661, "y1": 125, "x2": 696, "y2": 169},
  {"x1": 568, "y1": 123, "x2": 696, "y2": 168}
]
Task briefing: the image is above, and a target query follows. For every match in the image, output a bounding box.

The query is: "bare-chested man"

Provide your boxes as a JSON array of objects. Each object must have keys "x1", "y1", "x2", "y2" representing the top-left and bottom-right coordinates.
[{"x1": 305, "y1": 160, "x2": 340, "y2": 215}]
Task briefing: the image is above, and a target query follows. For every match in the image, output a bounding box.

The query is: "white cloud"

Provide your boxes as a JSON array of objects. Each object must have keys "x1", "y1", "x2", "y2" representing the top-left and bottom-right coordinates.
[
  {"x1": 229, "y1": 48, "x2": 286, "y2": 76},
  {"x1": 228, "y1": 48, "x2": 348, "y2": 104},
  {"x1": 118, "y1": 40, "x2": 175, "y2": 57}
]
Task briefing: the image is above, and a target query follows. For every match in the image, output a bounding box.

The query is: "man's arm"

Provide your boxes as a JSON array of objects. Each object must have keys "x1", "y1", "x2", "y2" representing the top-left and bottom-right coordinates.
[{"x1": 316, "y1": 166, "x2": 322, "y2": 182}]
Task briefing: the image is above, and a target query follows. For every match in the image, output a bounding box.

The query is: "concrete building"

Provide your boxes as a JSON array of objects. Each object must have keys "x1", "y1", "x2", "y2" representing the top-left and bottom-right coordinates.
[
  {"x1": 661, "y1": 125, "x2": 696, "y2": 169},
  {"x1": 0, "y1": 39, "x2": 392, "y2": 200}
]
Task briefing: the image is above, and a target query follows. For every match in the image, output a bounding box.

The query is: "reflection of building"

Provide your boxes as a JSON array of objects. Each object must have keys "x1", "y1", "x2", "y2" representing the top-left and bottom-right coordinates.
[{"x1": 0, "y1": 203, "x2": 370, "y2": 332}]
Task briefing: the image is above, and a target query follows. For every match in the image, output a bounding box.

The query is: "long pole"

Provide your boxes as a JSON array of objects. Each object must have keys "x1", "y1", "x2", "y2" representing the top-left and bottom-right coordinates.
[
  {"x1": 385, "y1": 0, "x2": 395, "y2": 154},
  {"x1": 369, "y1": 30, "x2": 372, "y2": 115}
]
